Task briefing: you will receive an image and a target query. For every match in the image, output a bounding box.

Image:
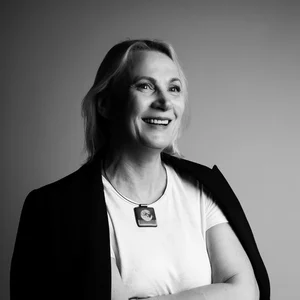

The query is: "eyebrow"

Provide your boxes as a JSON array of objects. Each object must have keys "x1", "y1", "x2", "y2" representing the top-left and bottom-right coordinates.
[{"x1": 132, "y1": 76, "x2": 182, "y2": 85}]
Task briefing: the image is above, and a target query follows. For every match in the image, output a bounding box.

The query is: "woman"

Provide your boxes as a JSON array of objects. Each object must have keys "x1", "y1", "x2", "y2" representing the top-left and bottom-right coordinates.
[{"x1": 10, "y1": 39, "x2": 270, "y2": 300}]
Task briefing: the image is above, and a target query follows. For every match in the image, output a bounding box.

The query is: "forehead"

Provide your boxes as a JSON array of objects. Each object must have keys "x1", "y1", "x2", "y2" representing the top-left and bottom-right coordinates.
[{"x1": 128, "y1": 50, "x2": 180, "y2": 80}]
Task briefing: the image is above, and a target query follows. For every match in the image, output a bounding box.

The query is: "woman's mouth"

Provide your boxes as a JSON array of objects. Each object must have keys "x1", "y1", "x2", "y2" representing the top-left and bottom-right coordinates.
[{"x1": 142, "y1": 118, "x2": 171, "y2": 126}]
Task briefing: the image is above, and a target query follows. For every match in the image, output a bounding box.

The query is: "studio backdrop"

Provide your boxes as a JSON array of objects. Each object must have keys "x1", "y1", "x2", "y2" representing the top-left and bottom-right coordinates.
[{"x1": 2, "y1": 1, "x2": 300, "y2": 300}]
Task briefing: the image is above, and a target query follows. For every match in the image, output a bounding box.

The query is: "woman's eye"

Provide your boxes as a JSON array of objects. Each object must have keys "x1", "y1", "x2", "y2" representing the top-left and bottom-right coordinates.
[
  {"x1": 137, "y1": 83, "x2": 153, "y2": 91},
  {"x1": 169, "y1": 86, "x2": 181, "y2": 93}
]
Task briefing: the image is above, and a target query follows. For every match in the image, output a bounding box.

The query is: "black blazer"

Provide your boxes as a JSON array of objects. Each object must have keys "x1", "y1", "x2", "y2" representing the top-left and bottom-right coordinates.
[{"x1": 10, "y1": 151, "x2": 270, "y2": 300}]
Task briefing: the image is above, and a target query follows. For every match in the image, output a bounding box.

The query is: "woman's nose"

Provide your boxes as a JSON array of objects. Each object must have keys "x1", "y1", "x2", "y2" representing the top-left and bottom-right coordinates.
[{"x1": 151, "y1": 91, "x2": 172, "y2": 111}]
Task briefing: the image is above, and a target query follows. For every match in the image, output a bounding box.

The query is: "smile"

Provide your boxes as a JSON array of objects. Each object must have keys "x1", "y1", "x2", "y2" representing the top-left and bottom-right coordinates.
[{"x1": 143, "y1": 118, "x2": 171, "y2": 126}]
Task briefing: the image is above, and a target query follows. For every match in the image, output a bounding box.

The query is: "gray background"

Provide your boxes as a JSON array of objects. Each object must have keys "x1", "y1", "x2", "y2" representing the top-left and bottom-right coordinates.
[{"x1": 2, "y1": 1, "x2": 300, "y2": 299}]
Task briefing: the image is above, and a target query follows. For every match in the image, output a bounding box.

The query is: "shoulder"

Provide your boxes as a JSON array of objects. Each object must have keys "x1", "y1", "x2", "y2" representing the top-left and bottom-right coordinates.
[
  {"x1": 162, "y1": 153, "x2": 212, "y2": 174},
  {"x1": 162, "y1": 153, "x2": 224, "y2": 184},
  {"x1": 31, "y1": 164, "x2": 87, "y2": 194},
  {"x1": 162, "y1": 153, "x2": 239, "y2": 210},
  {"x1": 25, "y1": 160, "x2": 100, "y2": 209}
]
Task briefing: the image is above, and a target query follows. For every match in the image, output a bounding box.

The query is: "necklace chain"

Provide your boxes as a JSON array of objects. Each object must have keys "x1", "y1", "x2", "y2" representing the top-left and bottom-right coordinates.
[{"x1": 102, "y1": 162, "x2": 168, "y2": 206}]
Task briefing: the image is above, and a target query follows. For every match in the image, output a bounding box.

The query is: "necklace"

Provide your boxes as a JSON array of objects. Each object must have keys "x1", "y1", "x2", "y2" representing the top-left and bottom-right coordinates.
[{"x1": 102, "y1": 163, "x2": 167, "y2": 228}]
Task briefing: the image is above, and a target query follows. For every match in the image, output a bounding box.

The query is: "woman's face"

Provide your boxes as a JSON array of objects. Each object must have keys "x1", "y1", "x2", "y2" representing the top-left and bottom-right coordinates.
[{"x1": 112, "y1": 50, "x2": 185, "y2": 152}]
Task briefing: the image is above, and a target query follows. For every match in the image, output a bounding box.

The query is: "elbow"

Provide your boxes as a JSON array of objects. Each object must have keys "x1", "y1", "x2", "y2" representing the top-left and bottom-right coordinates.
[
  {"x1": 225, "y1": 273, "x2": 260, "y2": 300},
  {"x1": 239, "y1": 279, "x2": 260, "y2": 300},
  {"x1": 240, "y1": 282, "x2": 259, "y2": 300}
]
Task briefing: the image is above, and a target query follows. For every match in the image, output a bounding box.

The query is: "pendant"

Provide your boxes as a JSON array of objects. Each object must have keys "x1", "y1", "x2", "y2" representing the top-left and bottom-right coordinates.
[{"x1": 134, "y1": 205, "x2": 157, "y2": 227}]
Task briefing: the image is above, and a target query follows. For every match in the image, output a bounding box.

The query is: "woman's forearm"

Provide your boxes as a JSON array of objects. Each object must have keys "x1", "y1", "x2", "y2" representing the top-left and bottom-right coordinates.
[{"x1": 150, "y1": 278, "x2": 259, "y2": 300}]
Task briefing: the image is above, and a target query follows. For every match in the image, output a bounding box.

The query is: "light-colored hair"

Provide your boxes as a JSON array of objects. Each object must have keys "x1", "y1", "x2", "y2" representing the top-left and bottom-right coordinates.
[{"x1": 81, "y1": 39, "x2": 188, "y2": 162}]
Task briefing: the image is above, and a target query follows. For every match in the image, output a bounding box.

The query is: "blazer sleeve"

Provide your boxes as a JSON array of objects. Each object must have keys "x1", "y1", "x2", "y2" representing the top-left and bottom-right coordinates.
[
  {"x1": 10, "y1": 190, "x2": 52, "y2": 300},
  {"x1": 211, "y1": 165, "x2": 271, "y2": 300}
]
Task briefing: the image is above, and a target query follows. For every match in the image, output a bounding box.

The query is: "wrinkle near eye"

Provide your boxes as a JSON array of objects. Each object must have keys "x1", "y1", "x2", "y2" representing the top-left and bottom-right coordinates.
[{"x1": 136, "y1": 82, "x2": 155, "y2": 92}]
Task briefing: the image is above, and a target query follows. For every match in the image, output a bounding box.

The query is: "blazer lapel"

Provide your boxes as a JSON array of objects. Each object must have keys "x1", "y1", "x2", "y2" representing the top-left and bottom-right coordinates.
[{"x1": 80, "y1": 152, "x2": 111, "y2": 299}]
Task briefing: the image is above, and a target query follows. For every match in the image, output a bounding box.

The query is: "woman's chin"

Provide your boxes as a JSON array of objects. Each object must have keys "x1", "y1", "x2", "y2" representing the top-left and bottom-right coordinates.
[{"x1": 139, "y1": 138, "x2": 171, "y2": 152}]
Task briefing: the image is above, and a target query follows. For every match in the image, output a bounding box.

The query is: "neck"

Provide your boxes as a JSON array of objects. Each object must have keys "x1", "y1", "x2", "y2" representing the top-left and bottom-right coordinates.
[{"x1": 103, "y1": 143, "x2": 167, "y2": 205}]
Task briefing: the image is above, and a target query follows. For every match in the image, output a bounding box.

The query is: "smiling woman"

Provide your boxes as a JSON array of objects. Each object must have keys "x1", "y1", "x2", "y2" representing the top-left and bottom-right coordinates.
[
  {"x1": 10, "y1": 39, "x2": 270, "y2": 300},
  {"x1": 117, "y1": 51, "x2": 185, "y2": 154},
  {"x1": 82, "y1": 40, "x2": 188, "y2": 160}
]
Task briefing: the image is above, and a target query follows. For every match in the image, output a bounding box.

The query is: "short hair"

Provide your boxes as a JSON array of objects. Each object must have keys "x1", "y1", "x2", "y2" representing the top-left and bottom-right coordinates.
[{"x1": 81, "y1": 39, "x2": 188, "y2": 162}]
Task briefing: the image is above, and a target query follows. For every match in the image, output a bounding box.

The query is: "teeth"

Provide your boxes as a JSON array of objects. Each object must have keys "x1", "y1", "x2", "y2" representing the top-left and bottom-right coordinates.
[{"x1": 144, "y1": 119, "x2": 170, "y2": 125}]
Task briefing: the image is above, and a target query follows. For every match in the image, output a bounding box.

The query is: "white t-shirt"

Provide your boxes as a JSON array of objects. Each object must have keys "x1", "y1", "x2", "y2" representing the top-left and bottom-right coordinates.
[{"x1": 103, "y1": 163, "x2": 228, "y2": 298}]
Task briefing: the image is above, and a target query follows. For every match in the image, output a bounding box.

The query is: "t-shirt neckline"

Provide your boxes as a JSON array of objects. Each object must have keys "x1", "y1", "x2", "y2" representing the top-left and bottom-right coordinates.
[{"x1": 101, "y1": 162, "x2": 170, "y2": 207}]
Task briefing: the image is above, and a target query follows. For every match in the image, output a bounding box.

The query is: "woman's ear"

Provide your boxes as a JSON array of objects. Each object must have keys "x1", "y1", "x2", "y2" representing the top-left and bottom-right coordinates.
[{"x1": 97, "y1": 97, "x2": 110, "y2": 119}]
